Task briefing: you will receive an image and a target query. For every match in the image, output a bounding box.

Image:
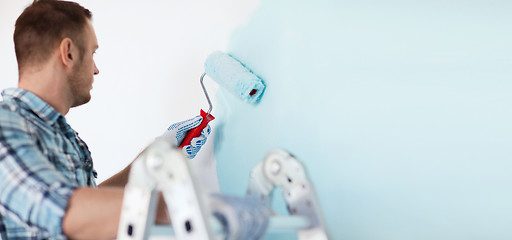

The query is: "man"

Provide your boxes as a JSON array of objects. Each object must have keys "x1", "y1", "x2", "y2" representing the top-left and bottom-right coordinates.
[{"x1": 0, "y1": 0, "x2": 209, "y2": 239}]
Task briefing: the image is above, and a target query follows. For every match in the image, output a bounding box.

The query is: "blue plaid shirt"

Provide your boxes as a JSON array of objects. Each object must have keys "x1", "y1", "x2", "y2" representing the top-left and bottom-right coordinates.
[{"x1": 0, "y1": 88, "x2": 97, "y2": 239}]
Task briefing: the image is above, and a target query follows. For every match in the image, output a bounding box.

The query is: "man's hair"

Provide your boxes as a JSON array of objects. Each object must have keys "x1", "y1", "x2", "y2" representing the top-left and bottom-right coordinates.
[{"x1": 14, "y1": 0, "x2": 92, "y2": 71}]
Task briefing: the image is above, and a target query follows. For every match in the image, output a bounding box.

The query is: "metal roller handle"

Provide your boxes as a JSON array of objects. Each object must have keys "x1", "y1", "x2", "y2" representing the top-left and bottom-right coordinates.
[{"x1": 200, "y1": 73, "x2": 213, "y2": 117}]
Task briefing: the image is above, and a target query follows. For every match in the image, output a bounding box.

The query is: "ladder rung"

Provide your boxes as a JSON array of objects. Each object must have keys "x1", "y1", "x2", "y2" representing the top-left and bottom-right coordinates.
[{"x1": 150, "y1": 215, "x2": 310, "y2": 237}]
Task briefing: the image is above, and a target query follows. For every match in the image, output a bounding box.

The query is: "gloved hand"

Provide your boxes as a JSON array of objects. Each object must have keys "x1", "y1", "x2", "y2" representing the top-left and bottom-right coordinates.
[{"x1": 160, "y1": 115, "x2": 211, "y2": 159}]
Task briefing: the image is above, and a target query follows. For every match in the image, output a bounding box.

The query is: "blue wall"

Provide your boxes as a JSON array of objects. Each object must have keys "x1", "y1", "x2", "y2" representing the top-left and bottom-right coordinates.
[{"x1": 214, "y1": 0, "x2": 512, "y2": 239}]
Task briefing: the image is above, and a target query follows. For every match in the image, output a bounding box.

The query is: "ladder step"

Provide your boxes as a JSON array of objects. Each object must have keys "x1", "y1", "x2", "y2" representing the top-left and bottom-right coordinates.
[{"x1": 150, "y1": 215, "x2": 310, "y2": 237}]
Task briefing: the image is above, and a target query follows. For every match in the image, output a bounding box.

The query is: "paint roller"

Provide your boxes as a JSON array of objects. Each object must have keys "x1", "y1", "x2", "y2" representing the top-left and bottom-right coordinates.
[{"x1": 179, "y1": 51, "x2": 266, "y2": 148}]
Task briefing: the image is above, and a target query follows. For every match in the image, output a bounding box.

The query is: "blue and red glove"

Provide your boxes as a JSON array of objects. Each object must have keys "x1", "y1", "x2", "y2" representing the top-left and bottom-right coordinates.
[{"x1": 160, "y1": 115, "x2": 211, "y2": 159}]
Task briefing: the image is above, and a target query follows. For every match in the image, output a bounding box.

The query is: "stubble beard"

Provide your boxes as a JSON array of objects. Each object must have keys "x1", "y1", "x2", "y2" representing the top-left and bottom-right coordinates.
[{"x1": 69, "y1": 61, "x2": 92, "y2": 108}]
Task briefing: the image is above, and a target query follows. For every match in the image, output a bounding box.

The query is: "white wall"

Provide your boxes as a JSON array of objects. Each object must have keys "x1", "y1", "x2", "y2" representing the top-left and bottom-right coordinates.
[{"x1": 0, "y1": 0, "x2": 260, "y2": 189}]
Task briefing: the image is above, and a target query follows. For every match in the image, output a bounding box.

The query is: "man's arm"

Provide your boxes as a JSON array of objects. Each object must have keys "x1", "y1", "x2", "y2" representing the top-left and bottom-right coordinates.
[
  {"x1": 62, "y1": 187, "x2": 171, "y2": 240},
  {"x1": 62, "y1": 187, "x2": 123, "y2": 239},
  {"x1": 99, "y1": 164, "x2": 131, "y2": 187}
]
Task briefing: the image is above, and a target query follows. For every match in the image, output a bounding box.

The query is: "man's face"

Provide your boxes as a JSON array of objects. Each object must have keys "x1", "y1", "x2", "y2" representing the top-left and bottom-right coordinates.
[{"x1": 69, "y1": 20, "x2": 99, "y2": 107}]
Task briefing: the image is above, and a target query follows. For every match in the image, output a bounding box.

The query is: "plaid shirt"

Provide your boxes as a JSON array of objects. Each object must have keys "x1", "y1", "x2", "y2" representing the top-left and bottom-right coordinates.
[{"x1": 0, "y1": 88, "x2": 97, "y2": 239}]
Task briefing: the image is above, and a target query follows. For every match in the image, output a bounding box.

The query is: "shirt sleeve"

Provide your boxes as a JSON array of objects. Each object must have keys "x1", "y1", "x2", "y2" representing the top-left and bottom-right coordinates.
[{"x1": 0, "y1": 113, "x2": 77, "y2": 239}]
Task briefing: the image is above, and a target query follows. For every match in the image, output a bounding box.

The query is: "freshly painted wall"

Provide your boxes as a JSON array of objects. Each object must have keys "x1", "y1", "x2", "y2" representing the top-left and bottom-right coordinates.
[{"x1": 214, "y1": 0, "x2": 512, "y2": 239}]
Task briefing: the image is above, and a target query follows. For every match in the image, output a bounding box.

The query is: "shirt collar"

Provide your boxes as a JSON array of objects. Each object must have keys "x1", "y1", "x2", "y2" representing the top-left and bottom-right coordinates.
[{"x1": 1, "y1": 88, "x2": 62, "y2": 125}]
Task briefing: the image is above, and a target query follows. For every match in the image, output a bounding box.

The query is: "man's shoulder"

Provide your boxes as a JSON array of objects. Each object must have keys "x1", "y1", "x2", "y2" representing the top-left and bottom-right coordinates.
[
  {"x1": 0, "y1": 100, "x2": 23, "y2": 120},
  {"x1": 0, "y1": 100, "x2": 35, "y2": 132},
  {"x1": 0, "y1": 101, "x2": 46, "y2": 155}
]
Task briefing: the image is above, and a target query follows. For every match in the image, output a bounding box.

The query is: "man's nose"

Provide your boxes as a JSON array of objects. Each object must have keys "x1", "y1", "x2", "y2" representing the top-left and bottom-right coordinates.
[{"x1": 94, "y1": 62, "x2": 99, "y2": 75}]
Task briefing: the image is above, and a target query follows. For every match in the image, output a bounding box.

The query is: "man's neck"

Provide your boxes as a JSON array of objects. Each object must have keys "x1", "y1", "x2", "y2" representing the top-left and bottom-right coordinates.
[{"x1": 18, "y1": 60, "x2": 72, "y2": 115}]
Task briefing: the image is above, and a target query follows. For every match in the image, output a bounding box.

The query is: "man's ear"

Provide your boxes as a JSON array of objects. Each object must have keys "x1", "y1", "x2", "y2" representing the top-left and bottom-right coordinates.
[{"x1": 59, "y1": 38, "x2": 75, "y2": 68}]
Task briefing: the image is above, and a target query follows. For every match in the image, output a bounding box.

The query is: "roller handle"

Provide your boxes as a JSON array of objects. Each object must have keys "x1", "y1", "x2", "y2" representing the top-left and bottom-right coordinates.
[{"x1": 179, "y1": 109, "x2": 215, "y2": 148}]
